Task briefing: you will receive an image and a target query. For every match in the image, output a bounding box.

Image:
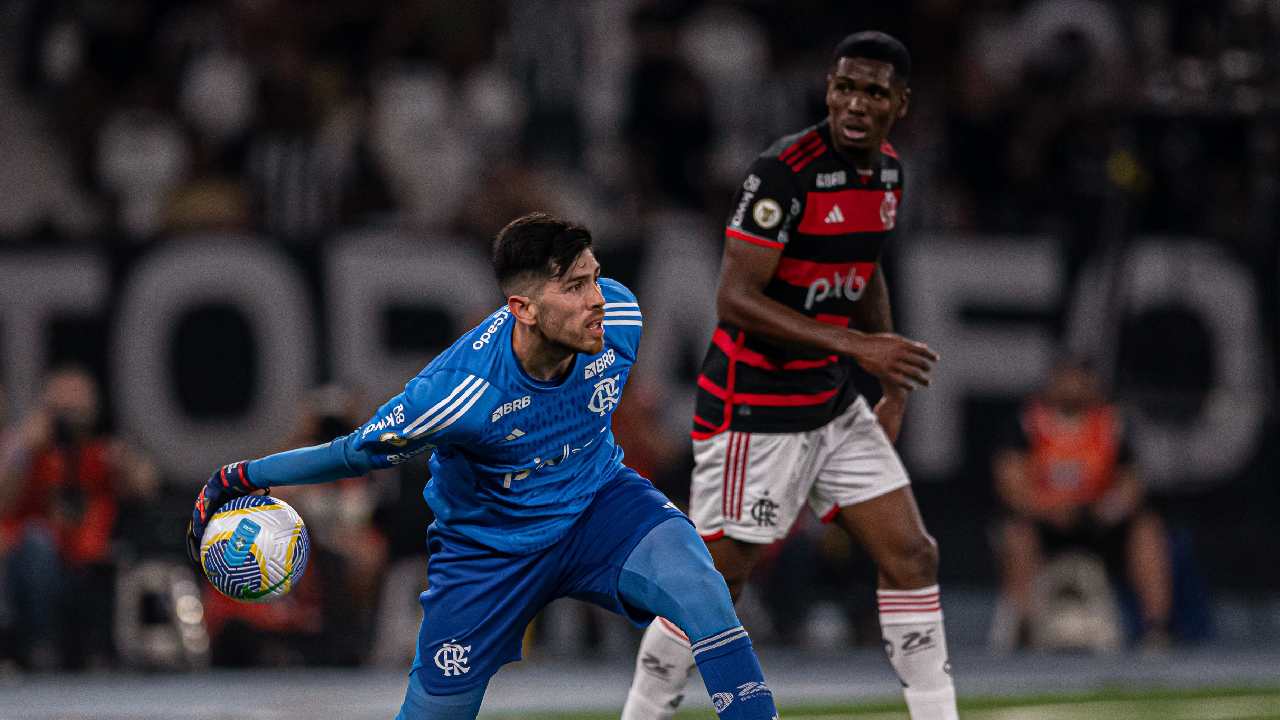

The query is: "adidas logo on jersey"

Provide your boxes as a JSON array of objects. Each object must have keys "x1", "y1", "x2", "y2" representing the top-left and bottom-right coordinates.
[{"x1": 824, "y1": 205, "x2": 845, "y2": 224}]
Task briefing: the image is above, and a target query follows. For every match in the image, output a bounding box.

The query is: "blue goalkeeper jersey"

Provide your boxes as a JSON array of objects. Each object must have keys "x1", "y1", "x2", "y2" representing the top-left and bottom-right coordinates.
[{"x1": 247, "y1": 278, "x2": 644, "y2": 554}]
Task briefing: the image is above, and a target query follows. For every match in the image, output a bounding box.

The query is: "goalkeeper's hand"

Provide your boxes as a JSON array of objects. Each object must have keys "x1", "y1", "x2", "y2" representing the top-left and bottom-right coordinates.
[{"x1": 186, "y1": 461, "x2": 261, "y2": 566}]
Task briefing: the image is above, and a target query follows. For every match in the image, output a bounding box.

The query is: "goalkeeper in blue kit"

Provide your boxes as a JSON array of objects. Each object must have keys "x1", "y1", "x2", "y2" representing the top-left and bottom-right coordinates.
[{"x1": 186, "y1": 213, "x2": 780, "y2": 720}]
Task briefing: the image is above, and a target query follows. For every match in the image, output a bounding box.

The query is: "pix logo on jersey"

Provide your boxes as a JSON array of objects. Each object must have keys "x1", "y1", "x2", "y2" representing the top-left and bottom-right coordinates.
[{"x1": 804, "y1": 266, "x2": 870, "y2": 309}]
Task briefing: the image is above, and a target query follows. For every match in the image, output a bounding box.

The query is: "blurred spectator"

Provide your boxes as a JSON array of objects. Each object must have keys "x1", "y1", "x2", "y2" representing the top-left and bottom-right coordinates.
[
  {"x1": 622, "y1": 1, "x2": 713, "y2": 209},
  {"x1": 992, "y1": 358, "x2": 1173, "y2": 650},
  {"x1": 94, "y1": 94, "x2": 191, "y2": 239},
  {"x1": 241, "y1": 38, "x2": 359, "y2": 243},
  {"x1": 0, "y1": 366, "x2": 153, "y2": 670}
]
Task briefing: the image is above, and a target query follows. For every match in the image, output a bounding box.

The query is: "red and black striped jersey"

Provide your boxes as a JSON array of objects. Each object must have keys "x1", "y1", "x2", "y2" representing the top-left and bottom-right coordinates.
[{"x1": 693, "y1": 120, "x2": 904, "y2": 437}]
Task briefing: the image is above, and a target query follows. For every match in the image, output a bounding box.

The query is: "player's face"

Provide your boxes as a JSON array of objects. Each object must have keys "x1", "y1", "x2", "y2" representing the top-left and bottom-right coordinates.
[
  {"x1": 535, "y1": 249, "x2": 606, "y2": 355},
  {"x1": 826, "y1": 57, "x2": 909, "y2": 162}
]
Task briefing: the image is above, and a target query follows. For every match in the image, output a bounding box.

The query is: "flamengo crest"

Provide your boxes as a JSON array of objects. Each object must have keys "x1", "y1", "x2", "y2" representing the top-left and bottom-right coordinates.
[
  {"x1": 588, "y1": 376, "x2": 620, "y2": 416},
  {"x1": 434, "y1": 641, "x2": 472, "y2": 677}
]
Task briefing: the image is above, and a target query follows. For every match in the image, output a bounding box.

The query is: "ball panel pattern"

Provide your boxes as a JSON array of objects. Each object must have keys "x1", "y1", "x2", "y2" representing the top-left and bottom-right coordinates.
[{"x1": 199, "y1": 495, "x2": 310, "y2": 603}]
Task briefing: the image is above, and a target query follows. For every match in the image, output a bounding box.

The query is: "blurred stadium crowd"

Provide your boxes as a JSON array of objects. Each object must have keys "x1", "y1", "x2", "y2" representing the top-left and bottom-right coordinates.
[{"x1": 0, "y1": 0, "x2": 1277, "y2": 675}]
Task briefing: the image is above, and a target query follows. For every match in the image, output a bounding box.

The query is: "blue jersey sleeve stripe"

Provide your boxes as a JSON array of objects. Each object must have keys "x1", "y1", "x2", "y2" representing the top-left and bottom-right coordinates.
[
  {"x1": 603, "y1": 320, "x2": 643, "y2": 326},
  {"x1": 410, "y1": 380, "x2": 490, "y2": 438},
  {"x1": 604, "y1": 302, "x2": 639, "y2": 309},
  {"x1": 419, "y1": 381, "x2": 491, "y2": 437},
  {"x1": 403, "y1": 374, "x2": 479, "y2": 435},
  {"x1": 604, "y1": 310, "x2": 642, "y2": 317}
]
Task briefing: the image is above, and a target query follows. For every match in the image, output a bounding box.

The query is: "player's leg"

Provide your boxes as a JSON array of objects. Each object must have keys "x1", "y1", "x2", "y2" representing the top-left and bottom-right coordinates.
[
  {"x1": 813, "y1": 398, "x2": 957, "y2": 720},
  {"x1": 623, "y1": 431, "x2": 812, "y2": 720},
  {"x1": 1124, "y1": 511, "x2": 1172, "y2": 643},
  {"x1": 622, "y1": 536, "x2": 765, "y2": 720},
  {"x1": 997, "y1": 515, "x2": 1044, "y2": 641},
  {"x1": 836, "y1": 488, "x2": 957, "y2": 719},
  {"x1": 561, "y1": 468, "x2": 779, "y2": 719},
  {"x1": 618, "y1": 517, "x2": 779, "y2": 720}
]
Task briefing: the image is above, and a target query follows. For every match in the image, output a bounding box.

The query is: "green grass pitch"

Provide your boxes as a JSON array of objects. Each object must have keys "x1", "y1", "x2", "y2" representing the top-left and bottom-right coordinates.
[{"x1": 483, "y1": 686, "x2": 1280, "y2": 719}]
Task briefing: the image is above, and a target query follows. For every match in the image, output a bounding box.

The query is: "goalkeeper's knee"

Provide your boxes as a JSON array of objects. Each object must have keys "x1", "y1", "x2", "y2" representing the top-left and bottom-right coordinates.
[{"x1": 619, "y1": 517, "x2": 739, "y2": 640}]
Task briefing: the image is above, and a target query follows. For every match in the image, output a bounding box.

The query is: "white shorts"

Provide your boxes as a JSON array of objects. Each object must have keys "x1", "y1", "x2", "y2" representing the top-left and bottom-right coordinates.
[{"x1": 689, "y1": 396, "x2": 910, "y2": 543}]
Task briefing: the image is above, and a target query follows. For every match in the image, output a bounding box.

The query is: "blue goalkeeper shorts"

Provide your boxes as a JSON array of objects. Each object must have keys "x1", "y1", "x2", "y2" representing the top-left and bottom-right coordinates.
[{"x1": 409, "y1": 467, "x2": 687, "y2": 694}]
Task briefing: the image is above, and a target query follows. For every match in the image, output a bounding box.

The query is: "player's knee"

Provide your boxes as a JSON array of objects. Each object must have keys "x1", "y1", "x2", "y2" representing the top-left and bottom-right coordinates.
[
  {"x1": 882, "y1": 532, "x2": 939, "y2": 588},
  {"x1": 668, "y1": 569, "x2": 738, "y2": 639},
  {"x1": 620, "y1": 519, "x2": 740, "y2": 638},
  {"x1": 649, "y1": 552, "x2": 738, "y2": 638}
]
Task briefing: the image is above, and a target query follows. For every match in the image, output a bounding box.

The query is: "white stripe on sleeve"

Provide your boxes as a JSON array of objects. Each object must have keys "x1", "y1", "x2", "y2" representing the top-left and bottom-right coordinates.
[
  {"x1": 403, "y1": 374, "x2": 479, "y2": 434},
  {"x1": 420, "y1": 382, "x2": 490, "y2": 437}
]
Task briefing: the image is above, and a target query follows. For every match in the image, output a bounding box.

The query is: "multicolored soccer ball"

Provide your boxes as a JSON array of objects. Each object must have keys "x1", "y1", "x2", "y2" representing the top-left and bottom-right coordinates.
[{"x1": 199, "y1": 495, "x2": 310, "y2": 602}]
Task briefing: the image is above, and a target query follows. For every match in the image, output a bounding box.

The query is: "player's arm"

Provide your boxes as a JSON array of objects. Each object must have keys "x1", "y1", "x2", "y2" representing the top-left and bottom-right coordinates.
[
  {"x1": 848, "y1": 268, "x2": 912, "y2": 441},
  {"x1": 187, "y1": 370, "x2": 489, "y2": 559},
  {"x1": 1091, "y1": 415, "x2": 1144, "y2": 526},
  {"x1": 716, "y1": 241, "x2": 936, "y2": 392}
]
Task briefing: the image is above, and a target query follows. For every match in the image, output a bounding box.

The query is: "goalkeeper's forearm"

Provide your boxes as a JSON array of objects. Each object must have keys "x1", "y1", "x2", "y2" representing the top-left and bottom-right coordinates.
[{"x1": 245, "y1": 435, "x2": 380, "y2": 488}]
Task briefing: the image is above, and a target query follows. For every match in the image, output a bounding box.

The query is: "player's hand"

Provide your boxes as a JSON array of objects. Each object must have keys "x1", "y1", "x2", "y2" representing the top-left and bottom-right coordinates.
[
  {"x1": 848, "y1": 332, "x2": 938, "y2": 391},
  {"x1": 186, "y1": 461, "x2": 260, "y2": 565},
  {"x1": 874, "y1": 386, "x2": 908, "y2": 443}
]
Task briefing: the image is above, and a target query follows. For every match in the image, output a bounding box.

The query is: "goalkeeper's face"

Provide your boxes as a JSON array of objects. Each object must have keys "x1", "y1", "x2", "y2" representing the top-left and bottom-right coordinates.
[{"x1": 534, "y1": 249, "x2": 606, "y2": 355}]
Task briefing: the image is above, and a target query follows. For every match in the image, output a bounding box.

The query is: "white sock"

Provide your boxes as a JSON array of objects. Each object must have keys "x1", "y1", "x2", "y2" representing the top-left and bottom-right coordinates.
[
  {"x1": 877, "y1": 586, "x2": 958, "y2": 720},
  {"x1": 621, "y1": 618, "x2": 697, "y2": 720}
]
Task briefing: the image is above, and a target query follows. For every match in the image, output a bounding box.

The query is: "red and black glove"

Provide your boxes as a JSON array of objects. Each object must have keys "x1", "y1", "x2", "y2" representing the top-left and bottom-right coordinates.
[{"x1": 186, "y1": 461, "x2": 261, "y2": 565}]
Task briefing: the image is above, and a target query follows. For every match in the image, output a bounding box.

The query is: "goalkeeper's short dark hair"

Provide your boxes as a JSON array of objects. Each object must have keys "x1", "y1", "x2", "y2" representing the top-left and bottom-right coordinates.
[
  {"x1": 832, "y1": 31, "x2": 911, "y2": 84},
  {"x1": 492, "y1": 212, "x2": 594, "y2": 297}
]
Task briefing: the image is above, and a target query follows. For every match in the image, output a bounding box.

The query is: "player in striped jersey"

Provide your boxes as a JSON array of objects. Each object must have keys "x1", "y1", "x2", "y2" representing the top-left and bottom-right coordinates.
[
  {"x1": 186, "y1": 213, "x2": 779, "y2": 719},
  {"x1": 623, "y1": 33, "x2": 959, "y2": 720}
]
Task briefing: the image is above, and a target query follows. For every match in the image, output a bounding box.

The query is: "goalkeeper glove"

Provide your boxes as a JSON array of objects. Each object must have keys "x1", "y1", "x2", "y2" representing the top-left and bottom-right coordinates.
[{"x1": 186, "y1": 461, "x2": 262, "y2": 565}]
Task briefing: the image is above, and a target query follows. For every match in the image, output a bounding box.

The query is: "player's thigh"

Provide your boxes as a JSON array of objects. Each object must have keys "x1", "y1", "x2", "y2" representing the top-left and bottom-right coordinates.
[
  {"x1": 557, "y1": 468, "x2": 689, "y2": 622},
  {"x1": 807, "y1": 397, "x2": 912, "y2": 526},
  {"x1": 415, "y1": 531, "x2": 555, "y2": 695},
  {"x1": 689, "y1": 429, "x2": 821, "y2": 544}
]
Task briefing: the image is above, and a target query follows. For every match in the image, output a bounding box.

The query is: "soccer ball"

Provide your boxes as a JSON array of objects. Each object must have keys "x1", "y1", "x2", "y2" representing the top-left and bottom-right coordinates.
[{"x1": 199, "y1": 495, "x2": 310, "y2": 603}]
